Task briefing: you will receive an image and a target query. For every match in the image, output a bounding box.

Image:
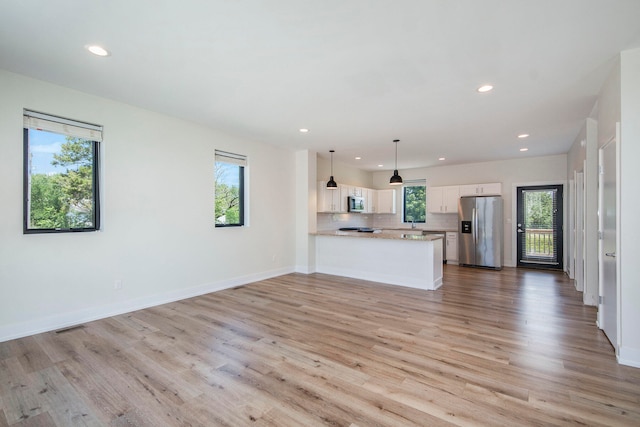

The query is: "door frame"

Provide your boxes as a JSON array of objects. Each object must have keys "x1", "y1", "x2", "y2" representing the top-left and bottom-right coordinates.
[
  {"x1": 510, "y1": 180, "x2": 567, "y2": 270},
  {"x1": 568, "y1": 177, "x2": 575, "y2": 279},
  {"x1": 597, "y1": 126, "x2": 621, "y2": 355},
  {"x1": 574, "y1": 171, "x2": 585, "y2": 292}
]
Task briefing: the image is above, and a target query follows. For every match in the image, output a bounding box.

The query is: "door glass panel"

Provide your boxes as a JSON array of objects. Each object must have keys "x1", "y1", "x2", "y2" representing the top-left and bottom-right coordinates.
[{"x1": 517, "y1": 185, "x2": 563, "y2": 269}]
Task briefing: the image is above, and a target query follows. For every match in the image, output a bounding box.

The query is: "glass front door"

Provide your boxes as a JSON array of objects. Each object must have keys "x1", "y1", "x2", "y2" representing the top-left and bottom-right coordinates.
[{"x1": 516, "y1": 185, "x2": 563, "y2": 269}]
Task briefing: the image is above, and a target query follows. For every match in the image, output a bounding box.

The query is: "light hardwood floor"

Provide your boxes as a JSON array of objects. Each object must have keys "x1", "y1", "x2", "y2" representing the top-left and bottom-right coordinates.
[{"x1": 1, "y1": 266, "x2": 639, "y2": 426}]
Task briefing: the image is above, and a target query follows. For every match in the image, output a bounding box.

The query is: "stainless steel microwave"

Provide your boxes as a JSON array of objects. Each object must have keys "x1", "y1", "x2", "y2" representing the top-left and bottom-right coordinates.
[{"x1": 348, "y1": 196, "x2": 365, "y2": 213}]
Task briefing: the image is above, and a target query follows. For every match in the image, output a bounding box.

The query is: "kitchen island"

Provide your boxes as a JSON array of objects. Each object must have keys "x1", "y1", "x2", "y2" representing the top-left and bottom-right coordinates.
[{"x1": 313, "y1": 230, "x2": 443, "y2": 290}]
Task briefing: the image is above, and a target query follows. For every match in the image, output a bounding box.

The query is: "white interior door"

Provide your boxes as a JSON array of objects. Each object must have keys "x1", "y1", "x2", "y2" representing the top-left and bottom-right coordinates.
[
  {"x1": 575, "y1": 172, "x2": 584, "y2": 292},
  {"x1": 568, "y1": 178, "x2": 575, "y2": 279},
  {"x1": 599, "y1": 135, "x2": 618, "y2": 352}
]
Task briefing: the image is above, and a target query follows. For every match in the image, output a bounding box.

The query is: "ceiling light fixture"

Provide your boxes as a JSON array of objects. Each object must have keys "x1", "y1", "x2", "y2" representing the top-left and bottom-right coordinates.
[
  {"x1": 299, "y1": 128, "x2": 309, "y2": 133},
  {"x1": 520, "y1": 148, "x2": 529, "y2": 152},
  {"x1": 355, "y1": 156, "x2": 361, "y2": 160},
  {"x1": 86, "y1": 45, "x2": 110, "y2": 57},
  {"x1": 378, "y1": 164, "x2": 384, "y2": 168},
  {"x1": 389, "y1": 139, "x2": 403, "y2": 186},
  {"x1": 518, "y1": 133, "x2": 529, "y2": 139},
  {"x1": 477, "y1": 84, "x2": 493, "y2": 93},
  {"x1": 327, "y1": 150, "x2": 338, "y2": 190},
  {"x1": 439, "y1": 157, "x2": 446, "y2": 161}
]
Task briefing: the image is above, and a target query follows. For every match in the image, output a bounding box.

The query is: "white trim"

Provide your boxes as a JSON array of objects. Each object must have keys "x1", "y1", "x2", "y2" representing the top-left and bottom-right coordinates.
[
  {"x1": 0, "y1": 266, "x2": 294, "y2": 343},
  {"x1": 295, "y1": 264, "x2": 317, "y2": 274},
  {"x1": 215, "y1": 149, "x2": 247, "y2": 166},
  {"x1": 618, "y1": 345, "x2": 640, "y2": 368},
  {"x1": 597, "y1": 130, "x2": 621, "y2": 356},
  {"x1": 615, "y1": 122, "x2": 622, "y2": 361},
  {"x1": 403, "y1": 179, "x2": 426, "y2": 186},
  {"x1": 510, "y1": 180, "x2": 568, "y2": 271},
  {"x1": 24, "y1": 109, "x2": 103, "y2": 141}
]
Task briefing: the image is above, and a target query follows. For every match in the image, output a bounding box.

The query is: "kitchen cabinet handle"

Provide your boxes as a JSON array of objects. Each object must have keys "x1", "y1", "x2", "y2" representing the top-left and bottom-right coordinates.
[{"x1": 605, "y1": 252, "x2": 616, "y2": 258}]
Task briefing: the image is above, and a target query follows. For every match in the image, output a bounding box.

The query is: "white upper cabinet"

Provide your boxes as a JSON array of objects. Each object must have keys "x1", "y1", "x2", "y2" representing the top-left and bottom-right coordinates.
[
  {"x1": 317, "y1": 181, "x2": 348, "y2": 213},
  {"x1": 364, "y1": 188, "x2": 377, "y2": 213},
  {"x1": 428, "y1": 185, "x2": 459, "y2": 213},
  {"x1": 376, "y1": 189, "x2": 396, "y2": 214},
  {"x1": 459, "y1": 182, "x2": 502, "y2": 197},
  {"x1": 346, "y1": 186, "x2": 363, "y2": 197},
  {"x1": 318, "y1": 182, "x2": 392, "y2": 214},
  {"x1": 338, "y1": 185, "x2": 350, "y2": 212}
]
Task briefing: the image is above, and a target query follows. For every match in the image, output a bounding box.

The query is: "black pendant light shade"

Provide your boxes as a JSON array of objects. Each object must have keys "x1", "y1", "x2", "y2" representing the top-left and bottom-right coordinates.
[
  {"x1": 389, "y1": 170, "x2": 403, "y2": 185},
  {"x1": 327, "y1": 150, "x2": 338, "y2": 189},
  {"x1": 389, "y1": 139, "x2": 403, "y2": 185}
]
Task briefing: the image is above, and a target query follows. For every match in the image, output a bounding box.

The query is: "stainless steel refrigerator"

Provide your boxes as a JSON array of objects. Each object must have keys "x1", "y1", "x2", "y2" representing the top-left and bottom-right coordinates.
[{"x1": 458, "y1": 196, "x2": 503, "y2": 269}]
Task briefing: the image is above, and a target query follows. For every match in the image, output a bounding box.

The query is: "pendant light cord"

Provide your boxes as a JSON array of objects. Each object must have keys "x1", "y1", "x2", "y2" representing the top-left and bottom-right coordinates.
[
  {"x1": 331, "y1": 151, "x2": 334, "y2": 175},
  {"x1": 394, "y1": 140, "x2": 398, "y2": 169}
]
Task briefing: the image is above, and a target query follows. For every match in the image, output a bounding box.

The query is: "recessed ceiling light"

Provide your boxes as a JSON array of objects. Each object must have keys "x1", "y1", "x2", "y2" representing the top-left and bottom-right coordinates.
[
  {"x1": 518, "y1": 133, "x2": 530, "y2": 139},
  {"x1": 86, "y1": 45, "x2": 110, "y2": 57},
  {"x1": 355, "y1": 157, "x2": 362, "y2": 160},
  {"x1": 299, "y1": 128, "x2": 309, "y2": 133},
  {"x1": 477, "y1": 84, "x2": 493, "y2": 93},
  {"x1": 520, "y1": 148, "x2": 529, "y2": 152},
  {"x1": 377, "y1": 164, "x2": 384, "y2": 167},
  {"x1": 438, "y1": 157, "x2": 445, "y2": 161}
]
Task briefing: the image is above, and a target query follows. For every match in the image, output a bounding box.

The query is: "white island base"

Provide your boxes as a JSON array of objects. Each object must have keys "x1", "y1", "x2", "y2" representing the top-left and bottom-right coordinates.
[{"x1": 315, "y1": 233, "x2": 443, "y2": 290}]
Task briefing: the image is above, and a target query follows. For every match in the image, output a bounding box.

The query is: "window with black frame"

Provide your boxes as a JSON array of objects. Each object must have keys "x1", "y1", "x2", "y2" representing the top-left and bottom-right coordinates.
[
  {"x1": 214, "y1": 150, "x2": 246, "y2": 227},
  {"x1": 23, "y1": 110, "x2": 101, "y2": 233},
  {"x1": 403, "y1": 179, "x2": 426, "y2": 224}
]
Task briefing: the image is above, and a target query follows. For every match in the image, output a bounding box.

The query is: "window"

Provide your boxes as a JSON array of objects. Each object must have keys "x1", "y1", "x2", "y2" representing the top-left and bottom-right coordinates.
[
  {"x1": 215, "y1": 150, "x2": 246, "y2": 227},
  {"x1": 23, "y1": 110, "x2": 101, "y2": 233},
  {"x1": 403, "y1": 179, "x2": 426, "y2": 223}
]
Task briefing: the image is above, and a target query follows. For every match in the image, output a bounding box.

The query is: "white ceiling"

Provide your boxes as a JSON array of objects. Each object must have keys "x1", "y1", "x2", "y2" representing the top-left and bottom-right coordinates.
[{"x1": 2, "y1": 1, "x2": 640, "y2": 171}]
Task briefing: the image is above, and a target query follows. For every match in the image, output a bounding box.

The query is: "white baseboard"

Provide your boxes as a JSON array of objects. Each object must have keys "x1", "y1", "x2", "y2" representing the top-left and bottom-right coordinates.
[
  {"x1": 295, "y1": 265, "x2": 316, "y2": 274},
  {"x1": 0, "y1": 266, "x2": 294, "y2": 343},
  {"x1": 618, "y1": 345, "x2": 640, "y2": 368}
]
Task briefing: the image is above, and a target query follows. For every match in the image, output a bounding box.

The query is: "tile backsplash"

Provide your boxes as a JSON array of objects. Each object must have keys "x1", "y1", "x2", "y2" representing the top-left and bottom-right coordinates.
[
  {"x1": 372, "y1": 213, "x2": 458, "y2": 230},
  {"x1": 316, "y1": 213, "x2": 373, "y2": 231},
  {"x1": 317, "y1": 212, "x2": 457, "y2": 231}
]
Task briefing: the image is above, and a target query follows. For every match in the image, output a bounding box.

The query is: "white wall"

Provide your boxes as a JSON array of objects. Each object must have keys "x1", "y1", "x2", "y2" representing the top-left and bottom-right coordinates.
[
  {"x1": 619, "y1": 48, "x2": 640, "y2": 366},
  {"x1": 576, "y1": 48, "x2": 640, "y2": 367},
  {"x1": 295, "y1": 150, "x2": 317, "y2": 273},
  {"x1": 317, "y1": 155, "x2": 373, "y2": 188},
  {"x1": 372, "y1": 154, "x2": 568, "y2": 267},
  {"x1": 0, "y1": 70, "x2": 297, "y2": 341},
  {"x1": 566, "y1": 118, "x2": 598, "y2": 305}
]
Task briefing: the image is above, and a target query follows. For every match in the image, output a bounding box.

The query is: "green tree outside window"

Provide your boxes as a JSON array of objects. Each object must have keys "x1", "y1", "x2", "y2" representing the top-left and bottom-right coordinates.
[{"x1": 404, "y1": 185, "x2": 426, "y2": 223}]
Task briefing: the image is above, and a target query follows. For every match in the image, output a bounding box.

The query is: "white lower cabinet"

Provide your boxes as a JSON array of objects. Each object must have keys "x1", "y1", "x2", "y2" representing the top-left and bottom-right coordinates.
[{"x1": 446, "y1": 232, "x2": 458, "y2": 264}]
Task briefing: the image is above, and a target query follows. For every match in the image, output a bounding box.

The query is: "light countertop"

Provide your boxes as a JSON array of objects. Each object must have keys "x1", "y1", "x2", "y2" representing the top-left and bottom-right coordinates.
[{"x1": 314, "y1": 230, "x2": 444, "y2": 241}]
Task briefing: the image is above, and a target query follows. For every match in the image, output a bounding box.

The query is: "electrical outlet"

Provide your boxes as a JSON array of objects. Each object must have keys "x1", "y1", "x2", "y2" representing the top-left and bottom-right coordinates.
[{"x1": 114, "y1": 279, "x2": 123, "y2": 290}]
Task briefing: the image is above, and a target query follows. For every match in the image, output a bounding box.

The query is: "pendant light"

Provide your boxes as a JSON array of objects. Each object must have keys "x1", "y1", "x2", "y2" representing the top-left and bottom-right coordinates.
[
  {"x1": 389, "y1": 139, "x2": 403, "y2": 185},
  {"x1": 327, "y1": 150, "x2": 338, "y2": 189}
]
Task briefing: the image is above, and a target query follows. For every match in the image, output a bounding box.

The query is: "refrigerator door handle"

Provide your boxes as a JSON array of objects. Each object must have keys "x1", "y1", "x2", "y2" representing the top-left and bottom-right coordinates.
[{"x1": 472, "y1": 207, "x2": 477, "y2": 243}]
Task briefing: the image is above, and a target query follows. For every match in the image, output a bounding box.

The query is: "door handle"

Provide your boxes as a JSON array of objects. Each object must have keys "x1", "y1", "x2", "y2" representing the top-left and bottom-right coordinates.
[
  {"x1": 605, "y1": 252, "x2": 616, "y2": 258},
  {"x1": 472, "y1": 208, "x2": 477, "y2": 243},
  {"x1": 517, "y1": 229, "x2": 524, "y2": 233}
]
